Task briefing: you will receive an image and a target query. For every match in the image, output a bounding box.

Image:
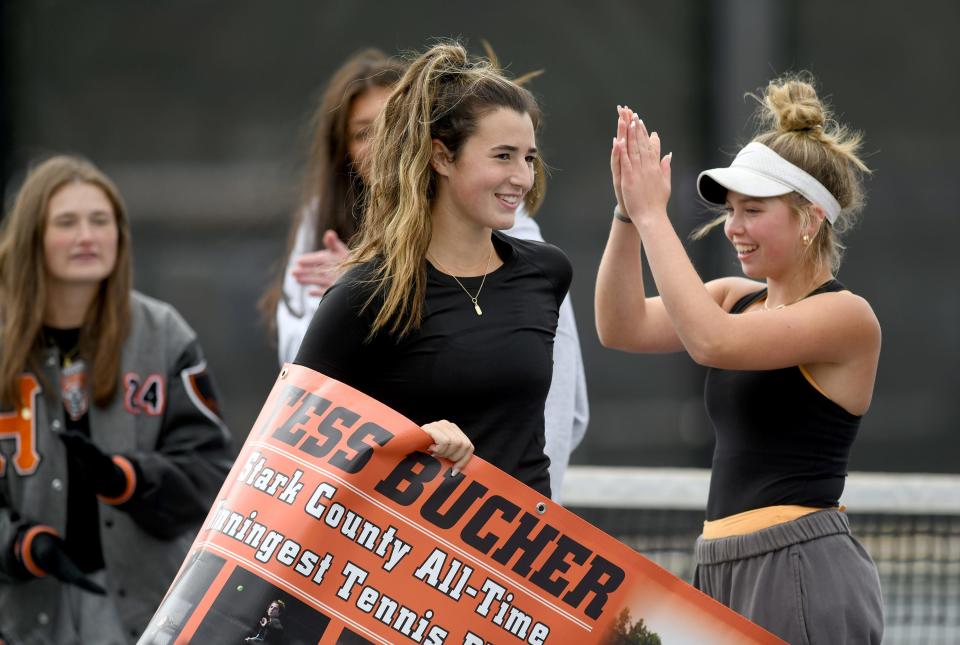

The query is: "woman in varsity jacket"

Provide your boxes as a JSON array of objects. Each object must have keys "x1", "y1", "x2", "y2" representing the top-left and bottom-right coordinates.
[{"x1": 0, "y1": 155, "x2": 233, "y2": 644}]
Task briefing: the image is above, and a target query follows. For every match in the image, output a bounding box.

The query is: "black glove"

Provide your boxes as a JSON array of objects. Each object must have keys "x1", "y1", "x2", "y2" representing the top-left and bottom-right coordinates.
[
  {"x1": 14, "y1": 528, "x2": 106, "y2": 595},
  {"x1": 57, "y1": 431, "x2": 130, "y2": 500}
]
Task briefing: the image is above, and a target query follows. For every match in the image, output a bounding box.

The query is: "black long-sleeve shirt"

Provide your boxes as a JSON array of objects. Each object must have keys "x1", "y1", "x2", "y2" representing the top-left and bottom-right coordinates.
[{"x1": 295, "y1": 232, "x2": 572, "y2": 496}]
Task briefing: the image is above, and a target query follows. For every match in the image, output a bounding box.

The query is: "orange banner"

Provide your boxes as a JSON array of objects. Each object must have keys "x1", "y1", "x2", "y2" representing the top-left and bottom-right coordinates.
[{"x1": 140, "y1": 365, "x2": 784, "y2": 644}]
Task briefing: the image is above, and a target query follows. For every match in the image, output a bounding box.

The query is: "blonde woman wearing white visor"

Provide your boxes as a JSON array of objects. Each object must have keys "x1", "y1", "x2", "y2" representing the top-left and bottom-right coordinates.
[{"x1": 595, "y1": 76, "x2": 883, "y2": 644}]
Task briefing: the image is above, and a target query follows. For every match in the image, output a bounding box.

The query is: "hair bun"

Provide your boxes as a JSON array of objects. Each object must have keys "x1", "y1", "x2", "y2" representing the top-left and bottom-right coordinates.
[
  {"x1": 426, "y1": 43, "x2": 469, "y2": 73},
  {"x1": 764, "y1": 78, "x2": 826, "y2": 133}
]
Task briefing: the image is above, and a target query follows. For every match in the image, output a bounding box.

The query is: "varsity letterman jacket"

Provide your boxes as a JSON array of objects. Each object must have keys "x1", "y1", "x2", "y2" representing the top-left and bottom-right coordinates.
[{"x1": 0, "y1": 291, "x2": 233, "y2": 644}]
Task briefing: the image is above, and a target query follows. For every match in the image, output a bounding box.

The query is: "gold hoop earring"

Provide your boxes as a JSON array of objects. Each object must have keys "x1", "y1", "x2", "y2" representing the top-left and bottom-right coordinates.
[{"x1": 802, "y1": 234, "x2": 811, "y2": 246}]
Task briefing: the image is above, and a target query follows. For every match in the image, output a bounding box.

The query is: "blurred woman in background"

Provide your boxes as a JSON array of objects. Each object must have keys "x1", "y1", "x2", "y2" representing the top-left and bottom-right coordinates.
[
  {"x1": 264, "y1": 48, "x2": 404, "y2": 365},
  {"x1": 0, "y1": 155, "x2": 232, "y2": 644}
]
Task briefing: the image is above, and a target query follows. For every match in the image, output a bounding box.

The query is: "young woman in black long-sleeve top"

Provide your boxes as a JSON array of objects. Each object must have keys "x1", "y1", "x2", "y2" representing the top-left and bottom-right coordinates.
[{"x1": 295, "y1": 42, "x2": 571, "y2": 497}]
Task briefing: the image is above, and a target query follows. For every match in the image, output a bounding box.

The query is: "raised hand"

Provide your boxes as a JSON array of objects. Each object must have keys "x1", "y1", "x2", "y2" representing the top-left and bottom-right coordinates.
[
  {"x1": 291, "y1": 230, "x2": 350, "y2": 296},
  {"x1": 613, "y1": 108, "x2": 672, "y2": 223},
  {"x1": 610, "y1": 106, "x2": 630, "y2": 215},
  {"x1": 421, "y1": 420, "x2": 475, "y2": 475}
]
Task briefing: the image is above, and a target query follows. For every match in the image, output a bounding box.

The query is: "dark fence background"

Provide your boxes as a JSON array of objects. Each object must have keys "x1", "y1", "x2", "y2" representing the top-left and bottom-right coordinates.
[{"x1": 3, "y1": 0, "x2": 958, "y2": 471}]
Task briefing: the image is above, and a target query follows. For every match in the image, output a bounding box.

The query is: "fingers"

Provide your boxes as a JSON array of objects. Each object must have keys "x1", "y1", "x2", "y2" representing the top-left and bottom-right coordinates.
[
  {"x1": 612, "y1": 106, "x2": 630, "y2": 171},
  {"x1": 616, "y1": 138, "x2": 632, "y2": 183},
  {"x1": 421, "y1": 420, "x2": 474, "y2": 475},
  {"x1": 296, "y1": 241, "x2": 349, "y2": 269},
  {"x1": 616, "y1": 108, "x2": 654, "y2": 161},
  {"x1": 614, "y1": 106, "x2": 633, "y2": 174},
  {"x1": 293, "y1": 251, "x2": 338, "y2": 273},
  {"x1": 295, "y1": 273, "x2": 336, "y2": 290},
  {"x1": 294, "y1": 249, "x2": 328, "y2": 267},
  {"x1": 451, "y1": 450, "x2": 473, "y2": 473},
  {"x1": 662, "y1": 151, "x2": 673, "y2": 184},
  {"x1": 611, "y1": 107, "x2": 626, "y2": 209},
  {"x1": 610, "y1": 136, "x2": 619, "y2": 175},
  {"x1": 618, "y1": 106, "x2": 637, "y2": 157},
  {"x1": 323, "y1": 229, "x2": 348, "y2": 253},
  {"x1": 630, "y1": 114, "x2": 655, "y2": 164},
  {"x1": 637, "y1": 115, "x2": 650, "y2": 140},
  {"x1": 627, "y1": 113, "x2": 640, "y2": 159},
  {"x1": 612, "y1": 108, "x2": 673, "y2": 219},
  {"x1": 610, "y1": 135, "x2": 619, "y2": 176},
  {"x1": 424, "y1": 421, "x2": 468, "y2": 461},
  {"x1": 294, "y1": 269, "x2": 336, "y2": 289},
  {"x1": 620, "y1": 111, "x2": 669, "y2": 171},
  {"x1": 292, "y1": 250, "x2": 342, "y2": 288}
]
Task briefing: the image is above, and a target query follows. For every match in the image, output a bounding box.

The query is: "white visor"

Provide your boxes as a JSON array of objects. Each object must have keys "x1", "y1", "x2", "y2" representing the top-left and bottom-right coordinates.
[{"x1": 697, "y1": 142, "x2": 841, "y2": 224}]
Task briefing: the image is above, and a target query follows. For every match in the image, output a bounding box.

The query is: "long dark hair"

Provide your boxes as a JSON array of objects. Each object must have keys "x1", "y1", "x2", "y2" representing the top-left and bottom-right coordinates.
[
  {"x1": 260, "y1": 48, "x2": 405, "y2": 329},
  {"x1": 349, "y1": 41, "x2": 544, "y2": 338}
]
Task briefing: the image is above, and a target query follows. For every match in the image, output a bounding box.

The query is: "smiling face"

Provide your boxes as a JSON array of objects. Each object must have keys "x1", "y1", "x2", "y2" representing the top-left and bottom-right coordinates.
[
  {"x1": 43, "y1": 181, "x2": 119, "y2": 289},
  {"x1": 432, "y1": 107, "x2": 537, "y2": 231},
  {"x1": 723, "y1": 191, "x2": 806, "y2": 279}
]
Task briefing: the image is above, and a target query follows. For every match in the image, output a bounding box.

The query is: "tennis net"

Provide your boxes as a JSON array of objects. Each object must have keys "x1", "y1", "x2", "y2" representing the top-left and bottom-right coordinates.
[{"x1": 561, "y1": 467, "x2": 960, "y2": 645}]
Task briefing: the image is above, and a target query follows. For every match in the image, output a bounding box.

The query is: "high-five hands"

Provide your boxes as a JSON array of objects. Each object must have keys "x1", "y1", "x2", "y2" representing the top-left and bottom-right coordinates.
[{"x1": 611, "y1": 106, "x2": 672, "y2": 222}]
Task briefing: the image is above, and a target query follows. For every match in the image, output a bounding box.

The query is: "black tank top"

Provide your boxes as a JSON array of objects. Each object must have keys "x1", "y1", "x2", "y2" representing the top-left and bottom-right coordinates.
[{"x1": 703, "y1": 279, "x2": 862, "y2": 520}]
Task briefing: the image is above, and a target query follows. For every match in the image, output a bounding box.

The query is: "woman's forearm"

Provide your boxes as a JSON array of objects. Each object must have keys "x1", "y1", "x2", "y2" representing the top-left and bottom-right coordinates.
[{"x1": 632, "y1": 214, "x2": 726, "y2": 363}]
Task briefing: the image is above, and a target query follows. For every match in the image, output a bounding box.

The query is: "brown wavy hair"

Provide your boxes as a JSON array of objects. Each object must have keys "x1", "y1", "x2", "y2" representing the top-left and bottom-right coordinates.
[
  {"x1": 259, "y1": 49, "x2": 406, "y2": 332},
  {"x1": 0, "y1": 155, "x2": 132, "y2": 408},
  {"x1": 348, "y1": 41, "x2": 545, "y2": 339}
]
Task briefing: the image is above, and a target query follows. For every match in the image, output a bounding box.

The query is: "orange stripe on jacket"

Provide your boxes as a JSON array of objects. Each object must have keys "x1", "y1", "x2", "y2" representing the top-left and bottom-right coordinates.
[
  {"x1": 98, "y1": 455, "x2": 137, "y2": 505},
  {"x1": 17, "y1": 525, "x2": 60, "y2": 577}
]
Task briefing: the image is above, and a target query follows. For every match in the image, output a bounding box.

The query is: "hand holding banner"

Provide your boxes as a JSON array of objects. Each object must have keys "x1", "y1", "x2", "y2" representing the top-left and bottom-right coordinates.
[{"x1": 140, "y1": 365, "x2": 784, "y2": 644}]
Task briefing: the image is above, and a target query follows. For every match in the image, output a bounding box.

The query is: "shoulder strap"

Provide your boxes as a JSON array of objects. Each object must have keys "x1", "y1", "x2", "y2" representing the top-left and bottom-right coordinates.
[
  {"x1": 730, "y1": 289, "x2": 767, "y2": 314},
  {"x1": 808, "y1": 278, "x2": 846, "y2": 297}
]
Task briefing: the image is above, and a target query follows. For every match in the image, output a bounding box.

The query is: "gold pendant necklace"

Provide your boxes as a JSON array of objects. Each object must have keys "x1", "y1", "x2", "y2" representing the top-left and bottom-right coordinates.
[
  {"x1": 429, "y1": 244, "x2": 494, "y2": 316},
  {"x1": 62, "y1": 347, "x2": 80, "y2": 368}
]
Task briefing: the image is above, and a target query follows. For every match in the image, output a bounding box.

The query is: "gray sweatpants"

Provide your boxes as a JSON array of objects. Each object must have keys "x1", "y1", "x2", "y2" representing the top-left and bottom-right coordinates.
[{"x1": 693, "y1": 509, "x2": 883, "y2": 645}]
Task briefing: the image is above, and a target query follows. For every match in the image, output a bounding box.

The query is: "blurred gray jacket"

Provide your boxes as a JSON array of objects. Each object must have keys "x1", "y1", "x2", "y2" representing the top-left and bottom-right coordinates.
[{"x1": 0, "y1": 292, "x2": 232, "y2": 644}]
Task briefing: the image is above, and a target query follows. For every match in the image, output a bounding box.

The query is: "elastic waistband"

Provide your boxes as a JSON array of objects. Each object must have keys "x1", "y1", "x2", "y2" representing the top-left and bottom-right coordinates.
[
  {"x1": 702, "y1": 505, "x2": 825, "y2": 539},
  {"x1": 696, "y1": 508, "x2": 850, "y2": 565}
]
